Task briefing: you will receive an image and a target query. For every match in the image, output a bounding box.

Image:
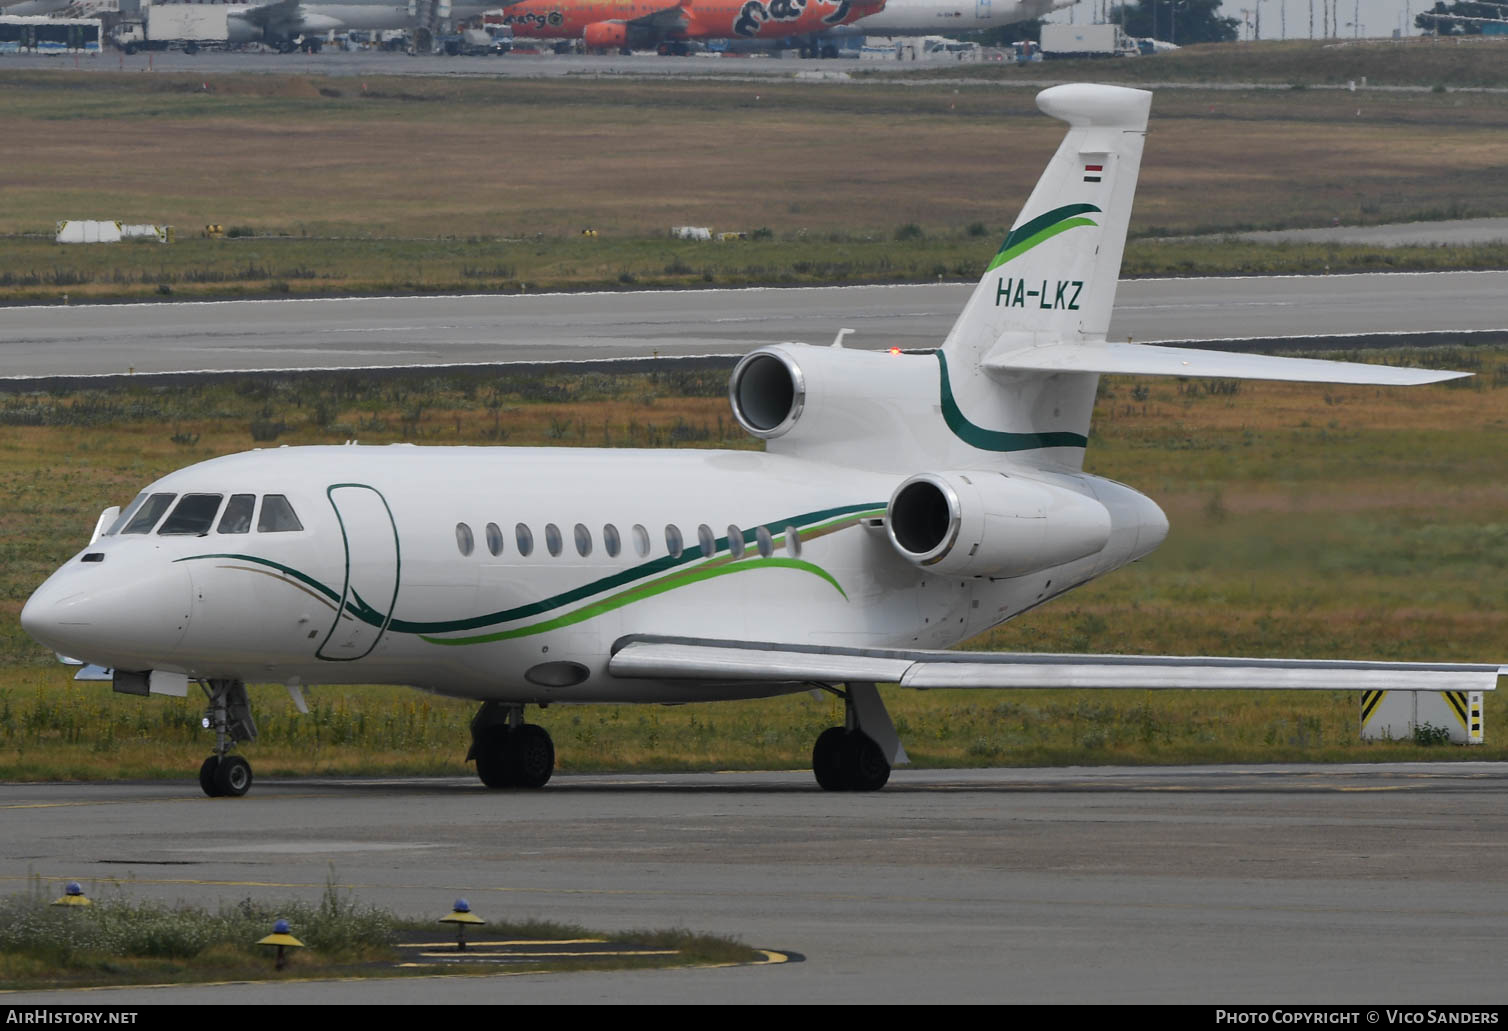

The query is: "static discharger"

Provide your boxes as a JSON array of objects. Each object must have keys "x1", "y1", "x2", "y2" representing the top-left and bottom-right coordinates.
[
  {"x1": 439, "y1": 898, "x2": 485, "y2": 951},
  {"x1": 51, "y1": 882, "x2": 91, "y2": 907},
  {"x1": 257, "y1": 918, "x2": 305, "y2": 971}
]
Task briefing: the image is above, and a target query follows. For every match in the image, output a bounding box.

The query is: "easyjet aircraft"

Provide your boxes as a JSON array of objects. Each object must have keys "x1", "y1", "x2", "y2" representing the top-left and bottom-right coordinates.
[
  {"x1": 21, "y1": 85, "x2": 1504, "y2": 799},
  {"x1": 488, "y1": 0, "x2": 882, "y2": 51}
]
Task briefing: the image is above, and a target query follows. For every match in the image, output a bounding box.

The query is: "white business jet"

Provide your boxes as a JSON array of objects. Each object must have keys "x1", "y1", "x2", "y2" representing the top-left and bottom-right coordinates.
[{"x1": 21, "y1": 84, "x2": 1504, "y2": 798}]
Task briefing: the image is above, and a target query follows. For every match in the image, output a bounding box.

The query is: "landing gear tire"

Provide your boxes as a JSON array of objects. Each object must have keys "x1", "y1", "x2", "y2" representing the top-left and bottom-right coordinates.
[
  {"x1": 812, "y1": 727, "x2": 889, "y2": 791},
  {"x1": 474, "y1": 726, "x2": 517, "y2": 788},
  {"x1": 213, "y1": 755, "x2": 253, "y2": 797},
  {"x1": 509, "y1": 724, "x2": 555, "y2": 789},
  {"x1": 812, "y1": 726, "x2": 847, "y2": 791},
  {"x1": 199, "y1": 755, "x2": 224, "y2": 798},
  {"x1": 841, "y1": 732, "x2": 890, "y2": 791}
]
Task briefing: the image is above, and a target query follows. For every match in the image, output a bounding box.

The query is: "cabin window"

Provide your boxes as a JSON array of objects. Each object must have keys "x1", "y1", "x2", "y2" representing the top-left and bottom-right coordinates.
[
  {"x1": 574, "y1": 523, "x2": 592, "y2": 557},
  {"x1": 756, "y1": 525, "x2": 774, "y2": 558},
  {"x1": 785, "y1": 525, "x2": 801, "y2": 557},
  {"x1": 121, "y1": 493, "x2": 176, "y2": 535},
  {"x1": 603, "y1": 523, "x2": 621, "y2": 558},
  {"x1": 727, "y1": 525, "x2": 745, "y2": 559},
  {"x1": 103, "y1": 493, "x2": 148, "y2": 536},
  {"x1": 485, "y1": 522, "x2": 504, "y2": 557},
  {"x1": 456, "y1": 522, "x2": 474, "y2": 557},
  {"x1": 516, "y1": 523, "x2": 534, "y2": 557},
  {"x1": 158, "y1": 494, "x2": 224, "y2": 536},
  {"x1": 697, "y1": 524, "x2": 716, "y2": 559},
  {"x1": 217, "y1": 494, "x2": 255, "y2": 535},
  {"x1": 258, "y1": 495, "x2": 303, "y2": 532},
  {"x1": 665, "y1": 524, "x2": 683, "y2": 559},
  {"x1": 545, "y1": 523, "x2": 563, "y2": 557},
  {"x1": 632, "y1": 524, "x2": 650, "y2": 557}
]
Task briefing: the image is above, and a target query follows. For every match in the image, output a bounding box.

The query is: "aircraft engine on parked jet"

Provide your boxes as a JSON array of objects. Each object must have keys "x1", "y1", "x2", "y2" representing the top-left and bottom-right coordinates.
[
  {"x1": 885, "y1": 470, "x2": 1112, "y2": 578},
  {"x1": 582, "y1": 21, "x2": 629, "y2": 48}
]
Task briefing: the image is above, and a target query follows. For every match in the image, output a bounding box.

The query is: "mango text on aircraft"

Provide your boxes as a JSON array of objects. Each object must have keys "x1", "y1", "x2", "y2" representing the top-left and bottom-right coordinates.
[
  {"x1": 994, "y1": 277, "x2": 1084, "y2": 311},
  {"x1": 496, "y1": 8, "x2": 565, "y2": 26},
  {"x1": 734, "y1": 0, "x2": 852, "y2": 36}
]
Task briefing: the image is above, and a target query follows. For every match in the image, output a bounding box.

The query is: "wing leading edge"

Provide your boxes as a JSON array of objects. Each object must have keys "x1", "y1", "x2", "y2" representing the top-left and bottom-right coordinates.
[{"x1": 609, "y1": 635, "x2": 1504, "y2": 693}]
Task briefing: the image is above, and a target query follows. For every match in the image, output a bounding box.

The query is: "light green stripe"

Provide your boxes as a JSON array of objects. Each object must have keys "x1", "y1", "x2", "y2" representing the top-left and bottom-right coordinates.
[
  {"x1": 422, "y1": 557, "x2": 846, "y2": 646},
  {"x1": 985, "y1": 217, "x2": 1098, "y2": 272}
]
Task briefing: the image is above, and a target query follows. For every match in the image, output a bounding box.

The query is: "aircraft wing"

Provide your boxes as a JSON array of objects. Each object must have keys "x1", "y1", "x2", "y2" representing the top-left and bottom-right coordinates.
[
  {"x1": 627, "y1": 1, "x2": 689, "y2": 32},
  {"x1": 609, "y1": 635, "x2": 1505, "y2": 692}
]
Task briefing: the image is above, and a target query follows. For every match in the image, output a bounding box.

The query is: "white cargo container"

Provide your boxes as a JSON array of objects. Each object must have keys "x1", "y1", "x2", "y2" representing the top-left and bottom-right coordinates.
[
  {"x1": 146, "y1": 3, "x2": 229, "y2": 43},
  {"x1": 1039, "y1": 23, "x2": 1136, "y2": 59}
]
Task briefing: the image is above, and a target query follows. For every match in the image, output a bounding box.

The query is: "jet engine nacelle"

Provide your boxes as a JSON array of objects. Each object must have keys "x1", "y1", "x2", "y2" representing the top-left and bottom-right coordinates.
[
  {"x1": 728, "y1": 342, "x2": 940, "y2": 453},
  {"x1": 885, "y1": 470, "x2": 1112, "y2": 578},
  {"x1": 583, "y1": 21, "x2": 629, "y2": 48}
]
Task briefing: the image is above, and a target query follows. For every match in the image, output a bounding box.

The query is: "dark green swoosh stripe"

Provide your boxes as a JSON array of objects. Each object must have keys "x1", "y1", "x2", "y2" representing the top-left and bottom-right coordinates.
[
  {"x1": 986, "y1": 203, "x2": 1101, "y2": 272},
  {"x1": 937, "y1": 351, "x2": 1088, "y2": 452}
]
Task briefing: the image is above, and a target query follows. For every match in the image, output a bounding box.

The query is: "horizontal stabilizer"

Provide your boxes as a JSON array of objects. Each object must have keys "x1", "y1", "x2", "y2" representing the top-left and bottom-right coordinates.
[
  {"x1": 982, "y1": 341, "x2": 1469, "y2": 385},
  {"x1": 610, "y1": 636, "x2": 1504, "y2": 694}
]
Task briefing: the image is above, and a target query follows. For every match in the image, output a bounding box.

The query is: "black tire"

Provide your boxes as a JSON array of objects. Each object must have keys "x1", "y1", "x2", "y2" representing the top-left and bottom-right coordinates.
[
  {"x1": 509, "y1": 724, "x2": 555, "y2": 789},
  {"x1": 841, "y1": 732, "x2": 890, "y2": 792},
  {"x1": 812, "y1": 727, "x2": 847, "y2": 791},
  {"x1": 214, "y1": 755, "x2": 253, "y2": 797},
  {"x1": 199, "y1": 755, "x2": 224, "y2": 797},
  {"x1": 474, "y1": 725, "x2": 516, "y2": 788}
]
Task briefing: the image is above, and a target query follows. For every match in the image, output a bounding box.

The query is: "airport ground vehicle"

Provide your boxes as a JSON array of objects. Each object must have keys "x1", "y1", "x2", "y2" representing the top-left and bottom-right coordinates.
[
  {"x1": 1039, "y1": 22, "x2": 1137, "y2": 58},
  {"x1": 0, "y1": 14, "x2": 100, "y2": 53}
]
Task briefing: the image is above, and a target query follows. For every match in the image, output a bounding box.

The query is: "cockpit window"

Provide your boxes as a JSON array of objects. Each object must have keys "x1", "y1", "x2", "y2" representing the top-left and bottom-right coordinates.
[
  {"x1": 102, "y1": 493, "x2": 148, "y2": 537},
  {"x1": 257, "y1": 495, "x2": 303, "y2": 533},
  {"x1": 217, "y1": 494, "x2": 255, "y2": 535},
  {"x1": 158, "y1": 494, "x2": 224, "y2": 536},
  {"x1": 121, "y1": 493, "x2": 176, "y2": 535}
]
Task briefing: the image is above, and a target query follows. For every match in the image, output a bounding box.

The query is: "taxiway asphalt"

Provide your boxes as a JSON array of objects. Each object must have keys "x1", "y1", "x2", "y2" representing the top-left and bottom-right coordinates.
[
  {"x1": 4, "y1": 272, "x2": 1506, "y2": 380},
  {"x1": 2, "y1": 764, "x2": 1506, "y2": 1004}
]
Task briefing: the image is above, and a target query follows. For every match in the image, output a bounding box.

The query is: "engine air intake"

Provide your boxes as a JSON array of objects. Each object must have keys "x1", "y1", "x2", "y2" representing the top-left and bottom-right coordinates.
[{"x1": 729, "y1": 350, "x2": 804, "y2": 439}]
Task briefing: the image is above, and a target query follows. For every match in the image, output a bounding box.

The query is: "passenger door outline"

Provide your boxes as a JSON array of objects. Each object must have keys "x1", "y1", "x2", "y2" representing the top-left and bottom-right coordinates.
[{"x1": 316, "y1": 483, "x2": 400, "y2": 662}]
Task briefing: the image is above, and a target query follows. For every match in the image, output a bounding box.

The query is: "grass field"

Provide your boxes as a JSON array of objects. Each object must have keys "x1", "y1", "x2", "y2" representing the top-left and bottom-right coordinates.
[
  {"x1": 3, "y1": 62, "x2": 1508, "y2": 299},
  {"x1": 1, "y1": 348, "x2": 1504, "y2": 781},
  {"x1": 0, "y1": 876, "x2": 757, "y2": 988}
]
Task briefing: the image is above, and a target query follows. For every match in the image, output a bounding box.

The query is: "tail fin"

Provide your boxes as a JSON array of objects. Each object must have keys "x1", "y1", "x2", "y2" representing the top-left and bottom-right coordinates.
[
  {"x1": 935, "y1": 84, "x2": 1150, "y2": 471},
  {"x1": 942, "y1": 84, "x2": 1151, "y2": 364}
]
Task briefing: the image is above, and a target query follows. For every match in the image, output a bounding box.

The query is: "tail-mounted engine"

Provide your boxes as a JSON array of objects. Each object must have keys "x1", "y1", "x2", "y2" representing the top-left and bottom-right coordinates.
[{"x1": 885, "y1": 470, "x2": 1111, "y2": 578}]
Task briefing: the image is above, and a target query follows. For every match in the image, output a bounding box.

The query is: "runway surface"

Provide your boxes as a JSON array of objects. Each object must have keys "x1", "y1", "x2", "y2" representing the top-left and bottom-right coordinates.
[
  {"x1": 3, "y1": 764, "x2": 1507, "y2": 1004},
  {"x1": 4, "y1": 272, "x2": 1507, "y2": 379}
]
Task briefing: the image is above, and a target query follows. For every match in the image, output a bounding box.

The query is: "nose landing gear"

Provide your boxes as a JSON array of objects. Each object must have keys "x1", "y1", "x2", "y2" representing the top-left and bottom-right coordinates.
[{"x1": 198, "y1": 678, "x2": 256, "y2": 798}]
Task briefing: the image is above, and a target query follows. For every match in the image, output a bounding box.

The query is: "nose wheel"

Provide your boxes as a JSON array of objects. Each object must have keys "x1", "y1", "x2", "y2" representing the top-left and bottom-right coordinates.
[
  {"x1": 198, "y1": 679, "x2": 257, "y2": 798},
  {"x1": 199, "y1": 754, "x2": 254, "y2": 798}
]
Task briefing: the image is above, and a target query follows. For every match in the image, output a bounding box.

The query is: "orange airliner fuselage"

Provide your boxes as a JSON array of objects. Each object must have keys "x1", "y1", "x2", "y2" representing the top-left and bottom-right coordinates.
[{"x1": 487, "y1": 0, "x2": 882, "y2": 48}]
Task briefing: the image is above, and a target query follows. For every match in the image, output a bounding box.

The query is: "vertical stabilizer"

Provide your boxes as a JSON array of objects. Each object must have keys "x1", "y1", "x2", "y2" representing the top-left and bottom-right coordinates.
[{"x1": 935, "y1": 84, "x2": 1151, "y2": 471}]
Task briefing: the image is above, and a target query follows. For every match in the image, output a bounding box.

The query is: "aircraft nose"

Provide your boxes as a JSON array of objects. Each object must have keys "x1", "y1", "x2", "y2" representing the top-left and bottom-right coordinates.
[{"x1": 21, "y1": 555, "x2": 193, "y2": 669}]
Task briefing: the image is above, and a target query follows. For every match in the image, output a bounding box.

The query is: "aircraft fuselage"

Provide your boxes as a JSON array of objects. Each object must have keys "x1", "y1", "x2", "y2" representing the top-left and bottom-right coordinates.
[{"x1": 21, "y1": 443, "x2": 1165, "y2": 704}]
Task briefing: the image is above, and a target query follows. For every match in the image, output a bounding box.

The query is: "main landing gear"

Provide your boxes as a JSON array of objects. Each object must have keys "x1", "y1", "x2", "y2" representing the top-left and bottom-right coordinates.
[
  {"x1": 198, "y1": 678, "x2": 257, "y2": 798},
  {"x1": 811, "y1": 681, "x2": 907, "y2": 792},
  {"x1": 468, "y1": 701, "x2": 555, "y2": 789}
]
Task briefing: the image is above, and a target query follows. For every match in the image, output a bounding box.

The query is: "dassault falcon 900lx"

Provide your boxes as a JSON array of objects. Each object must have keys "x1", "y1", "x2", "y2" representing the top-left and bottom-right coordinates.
[{"x1": 21, "y1": 84, "x2": 1504, "y2": 799}]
